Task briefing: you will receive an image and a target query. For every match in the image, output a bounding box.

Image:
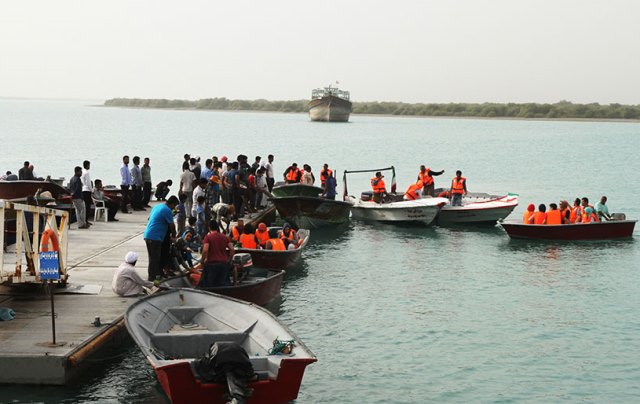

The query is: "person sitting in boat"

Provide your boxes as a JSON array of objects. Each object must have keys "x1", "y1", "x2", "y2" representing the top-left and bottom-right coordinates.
[
  {"x1": 404, "y1": 181, "x2": 423, "y2": 201},
  {"x1": 283, "y1": 163, "x2": 301, "y2": 184},
  {"x1": 559, "y1": 200, "x2": 571, "y2": 223},
  {"x1": 181, "y1": 217, "x2": 202, "y2": 252},
  {"x1": 255, "y1": 222, "x2": 270, "y2": 247},
  {"x1": 546, "y1": 203, "x2": 563, "y2": 225},
  {"x1": 594, "y1": 196, "x2": 612, "y2": 220},
  {"x1": 417, "y1": 165, "x2": 445, "y2": 197},
  {"x1": 570, "y1": 198, "x2": 581, "y2": 223},
  {"x1": 239, "y1": 224, "x2": 261, "y2": 249},
  {"x1": 112, "y1": 251, "x2": 155, "y2": 297},
  {"x1": 449, "y1": 170, "x2": 467, "y2": 207},
  {"x1": 523, "y1": 203, "x2": 535, "y2": 224},
  {"x1": 533, "y1": 204, "x2": 547, "y2": 224},
  {"x1": 371, "y1": 172, "x2": 387, "y2": 203},
  {"x1": 265, "y1": 237, "x2": 291, "y2": 251},
  {"x1": 278, "y1": 223, "x2": 298, "y2": 244},
  {"x1": 582, "y1": 207, "x2": 599, "y2": 223},
  {"x1": 230, "y1": 219, "x2": 245, "y2": 242},
  {"x1": 300, "y1": 164, "x2": 315, "y2": 185},
  {"x1": 211, "y1": 202, "x2": 236, "y2": 233},
  {"x1": 320, "y1": 163, "x2": 333, "y2": 189},
  {"x1": 580, "y1": 197, "x2": 599, "y2": 223}
]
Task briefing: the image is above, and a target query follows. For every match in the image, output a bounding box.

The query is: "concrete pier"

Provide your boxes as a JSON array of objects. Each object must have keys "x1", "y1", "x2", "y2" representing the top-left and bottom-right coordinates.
[{"x1": 0, "y1": 202, "x2": 277, "y2": 385}]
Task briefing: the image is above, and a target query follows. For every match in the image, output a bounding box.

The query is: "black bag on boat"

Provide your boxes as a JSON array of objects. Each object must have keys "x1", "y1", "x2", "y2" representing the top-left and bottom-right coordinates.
[{"x1": 194, "y1": 341, "x2": 255, "y2": 383}]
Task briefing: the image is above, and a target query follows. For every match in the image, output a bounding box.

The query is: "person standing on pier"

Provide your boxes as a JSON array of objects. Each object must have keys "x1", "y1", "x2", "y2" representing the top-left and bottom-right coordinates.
[
  {"x1": 180, "y1": 161, "x2": 196, "y2": 218},
  {"x1": 141, "y1": 157, "x2": 152, "y2": 207},
  {"x1": 70, "y1": 166, "x2": 89, "y2": 229},
  {"x1": 120, "y1": 155, "x2": 132, "y2": 213},
  {"x1": 81, "y1": 160, "x2": 93, "y2": 224},
  {"x1": 144, "y1": 195, "x2": 179, "y2": 281},
  {"x1": 264, "y1": 154, "x2": 275, "y2": 192},
  {"x1": 130, "y1": 156, "x2": 145, "y2": 211}
]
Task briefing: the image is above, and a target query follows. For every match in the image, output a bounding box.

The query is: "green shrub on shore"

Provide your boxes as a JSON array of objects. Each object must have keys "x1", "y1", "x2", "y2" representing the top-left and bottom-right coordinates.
[{"x1": 104, "y1": 98, "x2": 640, "y2": 120}]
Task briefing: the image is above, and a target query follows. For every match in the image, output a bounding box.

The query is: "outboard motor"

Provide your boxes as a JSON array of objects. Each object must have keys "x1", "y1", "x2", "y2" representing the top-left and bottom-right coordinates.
[{"x1": 194, "y1": 342, "x2": 255, "y2": 404}]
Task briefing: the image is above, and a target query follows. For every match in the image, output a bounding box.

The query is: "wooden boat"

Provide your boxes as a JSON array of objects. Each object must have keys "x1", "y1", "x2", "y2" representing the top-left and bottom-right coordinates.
[
  {"x1": 0, "y1": 180, "x2": 70, "y2": 201},
  {"x1": 236, "y1": 228, "x2": 310, "y2": 269},
  {"x1": 344, "y1": 166, "x2": 448, "y2": 226},
  {"x1": 163, "y1": 255, "x2": 284, "y2": 306},
  {"x1": 271, "y1": 182, "x2": 323, "y2": 198},
  {"x1": 435, "y1": 191, "x2": 519, "y2": 226},
  {"x1": 500, "y1": 218, "x2": 637, "y2": 240},
  {"x1": 308, "y1": 85, "x2": 352, "y2": 122},
  {"x1": 271, "y1": 196, "x2": 351, "y2": 229},
  {"x1": 125, "y1": 288, "x2": 316, "y2": 404}
]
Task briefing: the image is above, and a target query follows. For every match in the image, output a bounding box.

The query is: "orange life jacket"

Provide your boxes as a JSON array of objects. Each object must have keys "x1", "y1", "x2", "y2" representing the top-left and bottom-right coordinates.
[
  {"x1": 371, "y1": 177, "x2": 386, "y2": 194},
  {"x1": 546, "y1": 210, "x2": 562, "y2": 225},
  {"x1": 569, "y1": 206, "x2": 579, "y2": 223},
  {"x1": 533, "y1": 211, "x2": 547, "y2": 224},
  {"x1": 583, "y1": 212, "x2": 599, "y2": 223},
  {"x1": 231, "y1": 226, "x2": 242, "y2": 242},
  {"x1": 438, "y1": 191, "x2": 450, "y2": 198},
  {"x1": 255, "y1": 229, "x2": 270, "y2": 245},
  {"x1": 239, "y1": 233, "x2": 258, "y2": 249},
  {"x1": 320, "y1": 168, "x2": 333, "y2": 185},
  {"x1": 419, "y1": 168, "x2": 434, "y2": 186},
  {"x1": 286, "y1": 167, "x2": 300, "y2": 182},
  {"x1": 451, "y1": 177, "x2": 466, "y2": 195},
  {"x1": 561, "y1": 207, "x2": 570, "y2": 223},
  {"x1": 523, "y1": 210, "x2": 535, "y2": 224},
  {"x1": 404, "y1": 182, "x2": 423, "y2": 200},
  {"x1": 267, "y1": 238, "x2": 286, "y2": 251},
  {"x1": 280, "y1": 229, "x2": 295, "y2": 241}
]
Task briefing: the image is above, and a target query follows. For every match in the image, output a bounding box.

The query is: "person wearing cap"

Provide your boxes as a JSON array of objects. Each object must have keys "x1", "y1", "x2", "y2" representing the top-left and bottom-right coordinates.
[
  {"x1": 255, "y1": 222, "x2": 270, "y2": 246},
  {"x1": 371, "y1": 171, "x2": 387, "y2": 203},
  {"x1": 112, "y1": 252, "x2": 154, "y2": 297},
  {"x1": 523, "y1": 203, "x2": 535, "y2": 224}
]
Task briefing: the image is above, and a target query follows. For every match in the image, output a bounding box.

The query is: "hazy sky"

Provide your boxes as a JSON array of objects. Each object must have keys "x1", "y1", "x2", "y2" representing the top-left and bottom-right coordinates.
[{"x1": 1, "y1": 0, "x2": 639, "y2": 104}]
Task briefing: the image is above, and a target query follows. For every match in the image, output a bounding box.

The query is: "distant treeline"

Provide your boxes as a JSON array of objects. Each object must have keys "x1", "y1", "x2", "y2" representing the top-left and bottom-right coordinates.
[{"x1": 104, "y1": 98, "x2": 640, "y2": 120}]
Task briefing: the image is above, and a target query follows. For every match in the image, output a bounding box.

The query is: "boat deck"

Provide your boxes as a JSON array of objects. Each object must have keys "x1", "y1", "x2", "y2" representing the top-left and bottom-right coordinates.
[{"x1": 0, "y1": 203, "x2": 274, "y2": 385}]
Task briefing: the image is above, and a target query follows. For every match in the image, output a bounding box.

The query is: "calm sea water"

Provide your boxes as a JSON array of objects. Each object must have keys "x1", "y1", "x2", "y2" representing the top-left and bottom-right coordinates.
[{"x1": 1, "y1": 99, "x2": 639, "y2": 403}]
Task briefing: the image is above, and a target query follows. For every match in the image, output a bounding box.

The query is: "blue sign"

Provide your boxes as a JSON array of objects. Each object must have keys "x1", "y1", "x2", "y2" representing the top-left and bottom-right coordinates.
[{"x1": 40, "y1": 251, "x2": 60, "y2": 280}]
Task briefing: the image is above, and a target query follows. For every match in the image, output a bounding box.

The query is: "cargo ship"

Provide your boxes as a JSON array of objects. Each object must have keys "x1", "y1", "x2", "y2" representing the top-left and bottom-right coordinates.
[{"x1": 308, "y1": 85, "x2": 352, "y2": 122}]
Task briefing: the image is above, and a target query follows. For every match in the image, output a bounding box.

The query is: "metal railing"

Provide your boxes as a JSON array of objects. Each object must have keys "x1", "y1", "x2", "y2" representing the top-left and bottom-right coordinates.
[{"x1": 0, "y1": 200, "x2": 69, "y2": 285}]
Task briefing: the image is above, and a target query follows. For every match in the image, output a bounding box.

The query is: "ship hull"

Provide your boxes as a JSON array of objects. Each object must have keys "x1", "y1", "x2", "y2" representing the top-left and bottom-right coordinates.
[{"x1": 308, "y1": 96, "x2": 351, "y2": 122}]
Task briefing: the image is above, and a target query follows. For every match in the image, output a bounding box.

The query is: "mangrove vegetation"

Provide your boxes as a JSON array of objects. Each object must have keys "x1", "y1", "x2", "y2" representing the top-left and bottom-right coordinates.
[{"x1": 104, "y1": 98, "x2": 640, "y2": 120}]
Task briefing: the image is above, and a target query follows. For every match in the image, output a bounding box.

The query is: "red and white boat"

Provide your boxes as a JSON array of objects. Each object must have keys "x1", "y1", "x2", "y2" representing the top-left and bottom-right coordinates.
[
  {"x1": 125, "y1": 289, "x2": 316, "y2": 404},
  {"x1": 436, "y1": 192, "x2": 519, "y2": 226},
  {"x1": 500, "y1": 218, "x2": 637, "y2": 240}
]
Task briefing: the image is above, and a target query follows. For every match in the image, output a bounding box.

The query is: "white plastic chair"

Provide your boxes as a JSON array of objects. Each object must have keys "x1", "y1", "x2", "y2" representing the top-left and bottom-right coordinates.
[{"x1": 92, "y1": 197, "x2": 108, "y2": 222}]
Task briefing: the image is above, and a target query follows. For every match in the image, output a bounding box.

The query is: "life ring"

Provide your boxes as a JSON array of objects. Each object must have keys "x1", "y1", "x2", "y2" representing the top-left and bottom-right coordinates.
[{"x1": 40, "y1": 228, "x2": 60, "y2": 252}]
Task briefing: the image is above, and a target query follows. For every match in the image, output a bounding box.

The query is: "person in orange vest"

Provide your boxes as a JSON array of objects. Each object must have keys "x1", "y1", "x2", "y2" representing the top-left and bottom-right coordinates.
[
  {"x1": 546, "y1": 203, "x2": 563, "y2": 225},
  {"x1": 523, "y1": 203, "x2": 535, "y2": 224},
  {"x1": 255, "y1": 222, "x2": 270, "y2": 247},
  {"x1": 417, "y1": 165, "x2": 445, "y2": 197},
  {"x1": 283, "y1": 163, "x2": 301, "y2": 184},
  {"x1": 265, "y1": 237, "x2": 290, "y2": 250},
  {"x1": 230, "y1": 219, "x2": 244, "y2": 242},
  {"x1": 278, "y1": 223, "x2": 298, "y2": 244},
  {"x1": 559, "y1": 200, "x2": 571, "y2": 224},
  {"x1": 449, "y1": 170, "x2": 467, "y2": 206},
  {"x1": 239, "y1": 224, "x2": 260, "y2": 249},
  {"x1": 320, "y1": 163, "x2": 333, "y2": 188},
  {"x1": 533, "y1": 204, "x2": 547, "y2": 224},
  {"x1": 404, "y1": 181, "x2": 423, "y2": 200},
  {"x1": 371, "y1": 171, "x2": 387, "y2": 203},
  {"x1": 581, "y1": 207, "x2": 599, "y2": 223},
  {"x1": 569, "y1": 198, "x2": 581, "y2": 223}
]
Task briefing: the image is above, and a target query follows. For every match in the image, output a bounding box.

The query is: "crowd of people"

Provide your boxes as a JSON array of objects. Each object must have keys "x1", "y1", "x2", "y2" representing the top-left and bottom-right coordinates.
[{"x1": 523, "y1": 196, "x2": 612, "y2": 225}]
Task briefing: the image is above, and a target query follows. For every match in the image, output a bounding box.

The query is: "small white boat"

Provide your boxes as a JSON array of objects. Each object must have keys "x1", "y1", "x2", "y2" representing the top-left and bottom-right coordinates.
[
  {"x1": 436, "y1": 192, "x2": 519, "y2": 225},
  {"x1": 343, "y1": 166, "x2": 448, "y2": 226},
  {"x1": 347, "y1": 195, "x2": 448, "y2": 225},
  {"x1": 125, "y1": 288, "x2": 316, "y2": 404}
]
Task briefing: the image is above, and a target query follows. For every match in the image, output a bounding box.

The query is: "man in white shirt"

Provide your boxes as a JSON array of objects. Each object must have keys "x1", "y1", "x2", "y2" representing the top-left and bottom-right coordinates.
[
  {"x1": 112, "y1": 251, "x2": 154, "y2": 296},
  {"x1": 120, "y1": 155, "x2": 133, "y2": 213},
  {"x1": 192, "y1": 179, "x2": 207, "y2": 217},
  {"x1": 179, "y1": 161, "x2": 196, "y2": 218},
  {"x1": 263, "y1": 154, "x2": 275, "y2": 192},
  {"x1": 81, "y1": 160, "x2": 93, "y2": 224}
]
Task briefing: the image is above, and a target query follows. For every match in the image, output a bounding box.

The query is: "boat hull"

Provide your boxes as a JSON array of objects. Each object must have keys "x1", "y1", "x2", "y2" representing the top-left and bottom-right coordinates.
[
  {"x1": 308, "y1": 95, "x2": 352, "y2": 122},
  {"x1": 271, "y1": 182, "x2": 323, "y2": 198},
  {"x1": 436, "y1": 194, "x2": 518, "y2": 225},
  {"x1": 272, "y1": 196, "x2": 351, "y2": 229},
  {"x1": 348, "y1": 196, "x2": 447, "y2": 226},
  {"x1": 0, "y1": 180, "x2": 70, "y2": 200},
  {"x1": 236, "y1": 228, "x2": 310, "y2": 269},
  {"x1": 500, "y1": 220, "x2": 637, "y2": 240}
]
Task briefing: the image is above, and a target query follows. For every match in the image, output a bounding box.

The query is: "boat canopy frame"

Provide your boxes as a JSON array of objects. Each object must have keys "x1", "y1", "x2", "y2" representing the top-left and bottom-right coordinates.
[{"x1": 342, "y1": 166, "x2": 397, "y2": 200}]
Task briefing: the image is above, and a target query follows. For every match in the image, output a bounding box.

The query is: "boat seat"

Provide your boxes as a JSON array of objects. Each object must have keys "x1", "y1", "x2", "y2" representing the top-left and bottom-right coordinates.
[{"x1": 151, "y1": 331, "x2": 249, "y2": 358}]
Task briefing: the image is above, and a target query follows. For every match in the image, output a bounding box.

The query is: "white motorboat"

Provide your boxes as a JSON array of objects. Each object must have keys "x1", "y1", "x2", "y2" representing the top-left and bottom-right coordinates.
[
  {"x1": 343, "y1": 166, "x2": 448, "y2": 226},
  {"x1": 436, "y1": 192, "x2": 519, "y2": 225}
]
